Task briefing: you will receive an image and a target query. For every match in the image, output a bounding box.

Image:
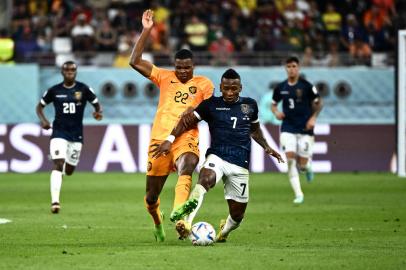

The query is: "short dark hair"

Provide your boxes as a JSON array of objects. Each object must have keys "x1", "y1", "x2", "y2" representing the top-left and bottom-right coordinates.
[
  {"x1": 221, "y1": 68, "x2": 240, "y2": 80},
  {"x1": 286, "y1": 56, "x2": 300, "y2": 64},
  {"x1": 175, "y1": 49, "x2": 193, "y2": 60},
  {"x1": 62, "y1": 61, "x2": 76, "y2": 68}
]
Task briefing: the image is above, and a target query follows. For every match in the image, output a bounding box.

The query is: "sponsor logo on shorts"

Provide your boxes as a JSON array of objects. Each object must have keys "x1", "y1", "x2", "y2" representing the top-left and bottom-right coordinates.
[
  {"x1": 55, "y1": 150, "x2": 59, "y2": 155},
  {"x1": 209, "y1": 163, "x2": 215, "y2": 167}
]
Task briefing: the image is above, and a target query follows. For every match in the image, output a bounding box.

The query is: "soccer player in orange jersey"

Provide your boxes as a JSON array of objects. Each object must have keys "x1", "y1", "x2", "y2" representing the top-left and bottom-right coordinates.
[{"x1": 129, "y1": 9, "x2": 214, "y2": 242}]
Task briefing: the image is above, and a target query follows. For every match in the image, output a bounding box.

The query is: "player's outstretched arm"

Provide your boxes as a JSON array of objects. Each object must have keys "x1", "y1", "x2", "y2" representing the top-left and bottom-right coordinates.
[
  {"x1": 92, "y1": 102, "x2": 103, "y2": 121},
  {"x1": 150, "y1": 112, "x2": 200, "y2": 159},
  {"x1": 35, "y1": 103, "x2": 51, "y2": 130},
  {"x1": 250, "y1": 122, "x2": 284, "y2": 163},
  {"x1": 129, "y1": 9, "x2": 154, "y2": 77}
]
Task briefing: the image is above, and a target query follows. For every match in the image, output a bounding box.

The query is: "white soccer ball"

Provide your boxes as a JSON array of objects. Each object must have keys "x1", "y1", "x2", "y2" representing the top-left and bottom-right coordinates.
[{"x1": 190, "y1": 221, "x2": 216, "y2": 246}]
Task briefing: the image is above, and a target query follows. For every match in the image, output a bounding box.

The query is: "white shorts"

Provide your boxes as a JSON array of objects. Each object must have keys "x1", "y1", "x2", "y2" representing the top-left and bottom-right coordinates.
[
  {"x1": 280, "y1": 132, "x2": 314, "y2": 158},
  {"x1": 50, "y1": 138, "x2": 83, "y2": 166},
  {"x1": 202, "y1": 154, "x2": 249, "y2": 203}
]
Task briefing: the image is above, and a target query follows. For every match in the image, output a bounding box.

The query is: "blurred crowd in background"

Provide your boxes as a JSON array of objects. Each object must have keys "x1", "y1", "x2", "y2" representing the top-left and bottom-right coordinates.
[{"x1": 0, "y1": 0, "x2": 404, "y2": 67}]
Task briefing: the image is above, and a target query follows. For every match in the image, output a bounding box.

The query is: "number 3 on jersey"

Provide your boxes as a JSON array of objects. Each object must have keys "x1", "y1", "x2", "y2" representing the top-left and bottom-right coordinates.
[
  {"x1": 288, "y1": 98, "x2": 295, "y2": 109},
  {"x1": 63, "y1": 102, "x2": 76, "y2": 114}
]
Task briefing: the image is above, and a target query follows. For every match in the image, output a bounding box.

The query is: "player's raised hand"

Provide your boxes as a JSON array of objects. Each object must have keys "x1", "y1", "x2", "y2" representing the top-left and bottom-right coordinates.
[
  {"x1": 265, "y1": 147, "x2": 284, "y2": 163},
  {"x1": 142, "y1": 9, "x2": 154, "y2": 29},
  {"x1": 150, "y1": 141, "x2": 172, "y2": 159},
  {"x1": 93, "y1": 111, "x2": 103, "y2": 121},
  {"x1": 41, "y1": 120, "x2": 51, "y2": 130}
]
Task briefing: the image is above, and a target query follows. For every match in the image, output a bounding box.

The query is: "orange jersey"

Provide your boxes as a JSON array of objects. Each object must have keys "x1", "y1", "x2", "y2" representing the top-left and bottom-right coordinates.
[{"x1": 149, "y1": 65, "x2": 214, "y2": 140}]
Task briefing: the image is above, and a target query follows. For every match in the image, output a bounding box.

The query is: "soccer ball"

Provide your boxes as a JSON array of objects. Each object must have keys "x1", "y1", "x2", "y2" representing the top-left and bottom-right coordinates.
[{"x1": 190, "y1": 221, "x2": 216, "y2": 246}]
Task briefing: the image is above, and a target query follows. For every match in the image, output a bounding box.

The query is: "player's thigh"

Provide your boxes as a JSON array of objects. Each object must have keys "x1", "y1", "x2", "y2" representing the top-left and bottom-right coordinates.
[
  {"x1": 202, "y1": 154, "x2": 225, "y2": 184},
  {"x1": 50, "y1": 138, "x2": 68, "y2": 160},
  {"x1": 172, "y1": 136, "x2": 200, "y2": 168},
  {"x1": 147, "y1": 139, "x2": 174, "y2": 176},
  {"x1": 280, "y1": 132, "x2": 298, "y2": 154},
  {"x1": 66, "y1": 141, "x2": 83, "y2": 166},
  {"x1": 297, "y1": 134, "x2": 314, "y2": 158},
  {"x1": 223, "y1": 163, "x2": 249, "y2": 203}
]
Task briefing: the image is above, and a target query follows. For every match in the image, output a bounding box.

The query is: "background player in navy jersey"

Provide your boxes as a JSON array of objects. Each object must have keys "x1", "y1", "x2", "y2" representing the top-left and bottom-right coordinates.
[
  {"x1": 151, "y1": 69, "x2": 284, "y2": 241},
  {"x1": 35, "y1": 61, "x2": 103, "y2": 213},
  {"x1": 271, "y1": 56, "x2": 323, "y2": 204}
]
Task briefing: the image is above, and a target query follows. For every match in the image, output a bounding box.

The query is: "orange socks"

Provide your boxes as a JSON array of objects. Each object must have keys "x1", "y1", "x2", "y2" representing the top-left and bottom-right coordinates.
[
  {"x1": 173, "y1": 175, "x2": 192, "y2": 210},
  {"x1": 144, "y1": 197, "x2": 162, "y2": 225}
]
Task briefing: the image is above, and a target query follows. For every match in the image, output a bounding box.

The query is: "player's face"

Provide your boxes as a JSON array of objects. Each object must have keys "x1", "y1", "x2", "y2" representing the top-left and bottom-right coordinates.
[
  {"x1": 285, "y1": 61, "x2": 299, "y2": 79},
  {"x1": 61, "y1": 63, "x2": 77, "y2": 83},
  {"x1": 220, "y1": 78, "x2": 242, "y2": 103},
  {"x1": 174, "y1": 58, "x2": 194, "y2": 83}
]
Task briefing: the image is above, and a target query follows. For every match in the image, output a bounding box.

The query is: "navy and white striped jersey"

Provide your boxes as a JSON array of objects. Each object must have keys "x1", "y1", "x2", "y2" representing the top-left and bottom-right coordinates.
[
  {"x1": 40, "y1": 81, "x2": 98, "y2": 142},
  {"x1": 194, "y1": 96, "x2": 259, "y2": 169}
]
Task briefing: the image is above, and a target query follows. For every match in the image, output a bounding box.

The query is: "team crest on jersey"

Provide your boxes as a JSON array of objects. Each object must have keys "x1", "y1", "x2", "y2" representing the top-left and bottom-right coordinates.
[
  {"x1": 74, "y1": 91, "x2": 82, "y2": 101},
  {"x1": 189, "y1": 86, "x2": 197, "y2": 94},
  {"x1": 74, "y1": 91, "x2": 82, "y2": 105},
  {"x1": 296, "y1": 89, "x2": 303, "y2": 102},
  {"x1": 240, "y1": 104, "x2": 250, "y2": 114}
]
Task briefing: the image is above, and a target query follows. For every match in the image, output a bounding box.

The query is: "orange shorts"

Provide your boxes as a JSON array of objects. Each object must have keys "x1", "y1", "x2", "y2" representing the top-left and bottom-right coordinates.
[{"x1": 147, "y1": 134, "x2": 199, "y2": 176}]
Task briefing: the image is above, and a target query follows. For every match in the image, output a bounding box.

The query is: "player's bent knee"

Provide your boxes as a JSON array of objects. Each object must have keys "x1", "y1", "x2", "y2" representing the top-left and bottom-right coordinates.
[{"x1": 145, "y1": 194, "x2": 159, "y2": 205}]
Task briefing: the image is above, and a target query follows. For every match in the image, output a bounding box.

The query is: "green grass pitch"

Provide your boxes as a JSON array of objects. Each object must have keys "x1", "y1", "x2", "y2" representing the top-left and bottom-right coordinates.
[{"x1": 0, "y1": 172, "x2": 405, "y2": 269}]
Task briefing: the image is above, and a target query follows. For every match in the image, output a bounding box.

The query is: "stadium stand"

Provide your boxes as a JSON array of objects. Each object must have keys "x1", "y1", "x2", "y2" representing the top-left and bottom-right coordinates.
[{"x1": 1, "y1": 0, "x2": 404, "y2": 67}]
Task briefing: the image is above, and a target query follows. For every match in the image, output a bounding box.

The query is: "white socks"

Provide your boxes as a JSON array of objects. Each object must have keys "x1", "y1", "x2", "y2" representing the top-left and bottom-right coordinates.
[
  {"x1": 185, "y1": 184, "x2": 207, "y2": 224},
  {"x1": 50, "y1": 170, "x2": 62, "y2": 203},
  {"x1": 288, "y1": 159, "x2": 303, "y2": 198},
  {"x1": 221, "y1": 215, "x2": 241, "y2": 237}
]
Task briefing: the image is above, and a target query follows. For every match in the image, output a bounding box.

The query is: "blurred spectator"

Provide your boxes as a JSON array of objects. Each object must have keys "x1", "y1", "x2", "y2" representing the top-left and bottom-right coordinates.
[
  {"x1": 113, "y1": 39, "x2": 131, "y2": 68},
  {"x1": 52, "y1": 7, "x2": 72, "y2": 37},
  {"x1": 363, "y1": 5, "x2": 388, "y2": 32},
  {"x1": 209, "y1": 31, "x2": 235, "y2": 66},
  {"x1": 110, "y1": 8, "x2": 128, "y2": 36},
  {"x1": 322, "y1": 3, "x2": 342, "y2": 41},
  {"x1": 372, "y1": 0, "x2": 396, "y2": 16},
  {"x1": 253, "y1": 29, "x2": 273, "y2": 51},
  {"x1": 184, "y1": 16, "x2": 208, "y2": 51},
  {"x1": 340, "y1": 14, "x2": 367, "y2": 56},
  {"x1": 14, "y1": 25, "x2": 39, "y2": 62},
  {"x1": 95, "y1": 20, "x2": 117, "y2": 52},
  {"x1": 150, "y1": 2, "x2": 170, "y2": 53},
  {"x1": 325, "y1": 41, "x2": 340, "y2": 67},
  {"x1": 0, "y1": 29, "x2": 15, "y2": 63},
  {"x1": 71, "y1": 13, "x2": 95, "y2": 52}
]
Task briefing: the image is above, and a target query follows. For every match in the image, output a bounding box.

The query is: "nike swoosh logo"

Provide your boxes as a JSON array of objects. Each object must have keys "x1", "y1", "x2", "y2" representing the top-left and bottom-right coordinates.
[{"x1": 170, "y1": 81, "x2": 178, "y2": 83}]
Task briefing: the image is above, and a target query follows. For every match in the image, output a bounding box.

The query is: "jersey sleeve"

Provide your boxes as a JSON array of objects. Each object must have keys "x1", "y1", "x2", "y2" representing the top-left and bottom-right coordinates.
[
  {"x1": 148, "y1": 65, "x2": 163, "y2": 87},
  {"x1": 272, "y1": 84, "x2": 281, "y2": 104},
  {"x1": 85, "y1": 86, "x2": 98, "y2": 104},
  {"x1": 308, "y1": 83, "x2": 320, "y2": 101},
  {"x1": 203, "y1": 79, "x2": 214, "y2": 99},
  {"x1": 194, "y1": 98, "x2": 211, "y2": 121},
  {"x1": 251, "y1": 100, "x2": 259, "y2": 123},
  {"x1": 40, "y1": 88, "x2": 53, "y2": 106}
]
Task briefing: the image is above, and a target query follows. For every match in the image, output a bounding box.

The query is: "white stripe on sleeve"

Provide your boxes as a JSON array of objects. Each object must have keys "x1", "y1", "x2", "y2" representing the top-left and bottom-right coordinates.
[
  {"x1": 251, "y1": 118, "x2": 259, "y2": 123},
  {"x1": 193, "y1": 111, "x2": 202, "y2": 120},
  {"x1": 91, "y1": 98, "x2": 98, "y2": 104}
]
